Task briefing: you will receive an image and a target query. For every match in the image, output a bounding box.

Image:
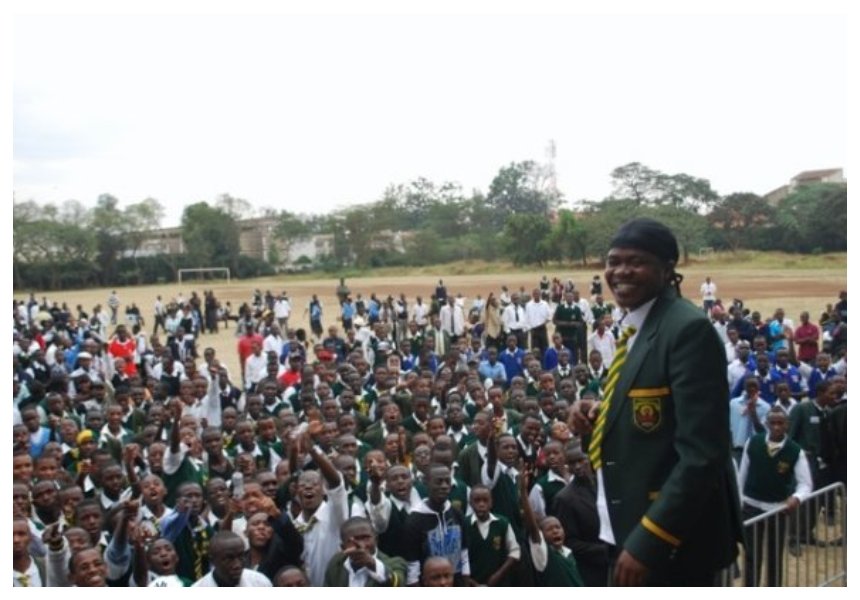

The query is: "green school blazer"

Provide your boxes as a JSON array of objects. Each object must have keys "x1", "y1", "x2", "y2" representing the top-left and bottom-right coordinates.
[
  {"x1": 599, "y1": 288, "x2": 743, "y2": 574},
  {"x1": 323, "y1": 550, "x2": 407, "y2": 587}
]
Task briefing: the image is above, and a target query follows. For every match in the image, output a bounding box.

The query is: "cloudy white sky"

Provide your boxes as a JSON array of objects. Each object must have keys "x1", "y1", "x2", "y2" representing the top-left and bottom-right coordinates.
[{"x1": 10, "y1": 1, "x2": 851, "y2": 227}]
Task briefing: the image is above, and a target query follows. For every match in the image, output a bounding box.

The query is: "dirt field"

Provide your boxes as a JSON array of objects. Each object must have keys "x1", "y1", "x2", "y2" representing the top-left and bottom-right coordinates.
[{"x1": 18, "y1": 262, "x2": 846, "y2": 379}]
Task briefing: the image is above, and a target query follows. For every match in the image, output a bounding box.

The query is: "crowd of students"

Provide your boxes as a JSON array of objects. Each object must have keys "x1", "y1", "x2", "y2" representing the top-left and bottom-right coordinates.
[{"x1": 11, "y1": 278, "x2": 847, "y2": 587}]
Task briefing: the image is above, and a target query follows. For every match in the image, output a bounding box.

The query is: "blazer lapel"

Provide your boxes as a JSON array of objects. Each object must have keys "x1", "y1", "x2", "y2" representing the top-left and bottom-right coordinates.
[{"x1": 603, "y1": 291, "x2": 674, "y2": 435}]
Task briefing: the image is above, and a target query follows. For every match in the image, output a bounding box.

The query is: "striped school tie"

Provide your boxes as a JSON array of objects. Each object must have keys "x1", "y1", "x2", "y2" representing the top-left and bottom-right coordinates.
[
  {"x1": 588, "y1": 325, "x2": 636, "y2": 470},
  {"x1": 193, "y1": 528, "x2": 209, "y2": 580}
]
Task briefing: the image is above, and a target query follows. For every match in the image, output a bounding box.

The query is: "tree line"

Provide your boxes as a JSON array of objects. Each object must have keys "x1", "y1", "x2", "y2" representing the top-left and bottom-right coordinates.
[{"x1": 13, "y1": 161, "x2": 847, "y2": 290}]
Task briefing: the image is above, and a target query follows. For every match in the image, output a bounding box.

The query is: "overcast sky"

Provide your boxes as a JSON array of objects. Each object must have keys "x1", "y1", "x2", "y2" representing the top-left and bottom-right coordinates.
[{"x1": 11, "y1": 2, "x2": 850, "y2": 228}]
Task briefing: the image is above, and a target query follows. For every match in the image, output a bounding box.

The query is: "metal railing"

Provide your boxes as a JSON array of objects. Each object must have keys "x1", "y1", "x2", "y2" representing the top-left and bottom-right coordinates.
[{"x1": 719, "y1": 482, "x2": 846, "y2": 587}]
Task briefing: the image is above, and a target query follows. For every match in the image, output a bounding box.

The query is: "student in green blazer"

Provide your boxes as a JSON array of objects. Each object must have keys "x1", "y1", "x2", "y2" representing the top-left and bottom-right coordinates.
[
  {"x1": 456, "y1": 410, "x2": 492, "y2": 487},
  {"x1": 360, "y1": 402, "x2": 404, "y2": 450},
  {"x1": 323, "y1": 517, "x2": 407, "y2": 586},
  {"x1": 572, "y1": 218, "x2": 743, "y2": 586}
]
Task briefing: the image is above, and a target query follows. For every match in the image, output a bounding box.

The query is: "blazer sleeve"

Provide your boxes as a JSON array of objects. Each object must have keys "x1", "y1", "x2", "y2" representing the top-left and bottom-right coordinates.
[
  {"x1": 623, "y1": 316, "x2": 732, "y2": 569},
  {"x1": 381, "y1": 552, "x2": 408, "y2": 587}
]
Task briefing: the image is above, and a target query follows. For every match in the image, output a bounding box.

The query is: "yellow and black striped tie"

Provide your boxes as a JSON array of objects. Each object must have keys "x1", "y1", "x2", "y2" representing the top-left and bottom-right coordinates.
[{"x1": 589, "y1": 325, "x2": 636, "y2": 470}]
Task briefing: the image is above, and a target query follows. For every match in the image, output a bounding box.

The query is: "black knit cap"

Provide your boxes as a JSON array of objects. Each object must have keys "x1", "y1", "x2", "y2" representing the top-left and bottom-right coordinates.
[{"x1": 609, "y1": 217, "x2": 679, "y2": 264}]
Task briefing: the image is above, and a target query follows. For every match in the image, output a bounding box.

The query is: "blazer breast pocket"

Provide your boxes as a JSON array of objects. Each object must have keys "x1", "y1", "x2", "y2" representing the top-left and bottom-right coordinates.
[{"x1": 628, "y1": 387, "x2": 671, "y2": 433}]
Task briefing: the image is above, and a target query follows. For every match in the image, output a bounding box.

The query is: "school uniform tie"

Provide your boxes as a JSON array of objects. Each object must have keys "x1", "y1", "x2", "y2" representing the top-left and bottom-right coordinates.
[
  {"x1": 193, "y1": 527, "x2": 209, "y2": 580},
  {"x1": 588, "y1": 325, "x2": 636, "y2": 471},
  {"x1": 295, "y1": 515, "x2": 318, "y2": 535}
]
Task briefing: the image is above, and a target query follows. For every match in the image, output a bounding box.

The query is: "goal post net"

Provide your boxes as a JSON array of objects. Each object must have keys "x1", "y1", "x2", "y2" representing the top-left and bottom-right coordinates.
[{"x1": 177, "y1": 267, "x2": 231, "y2": 284}]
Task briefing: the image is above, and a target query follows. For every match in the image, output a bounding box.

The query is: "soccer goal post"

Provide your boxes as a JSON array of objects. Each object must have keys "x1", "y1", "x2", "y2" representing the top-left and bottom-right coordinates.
[{"x1": 177, "y1": 267, "x2": 231, "y2": 284}]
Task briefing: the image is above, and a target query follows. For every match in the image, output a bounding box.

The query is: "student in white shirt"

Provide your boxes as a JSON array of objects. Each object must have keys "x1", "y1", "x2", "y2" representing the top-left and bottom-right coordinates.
[
  {"x1": 192, "y1": 531, "x2": 272, "y2": 587},
  {"x1": 290, "y1": 424, "x2": 349, "y2": 587}
]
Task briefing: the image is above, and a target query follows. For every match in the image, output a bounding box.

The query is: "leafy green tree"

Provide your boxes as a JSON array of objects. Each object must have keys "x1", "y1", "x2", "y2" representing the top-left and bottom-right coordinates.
[
  {"x1": 58, "y1": 199, "x2": 90, "y2": 224},
  {"x1": 707, "y1": 193, "x2": 775, "y2": 252},
  {"x1": 610, "y1": 162, "x2": 718, "y2": 210},
  {"x1": 181, "y1": 202, "x2": 241, "y2": 273},
  {"x1": 377, "y1": 177, "x2": 465, "y2": 231},
  {"x1": 502, "y1": 213, "x2": 553, "y2": 265},
  {"x1": 340, "y1": 207, "x2": 377, "y2": 267},
  {"x1": 325, "y1": 215, "x2": 351, "y2": 268},
  {"x1": 124, "y1": 198, "x2": 165, "y2": 282},
  {"x1": 656, "y1": 173, "x2": 719, "y2": 211},
  {"x1": 13, "y1": 199, "x2": 97, "y2": 289},
  {"x1": 777, "y1": 183, "x2": 847, "y2": 252},
  {"x1": 547, "y1": 209, "x2": 590, "y2": 265},
  {"x1": 486, "y1": 161, "x2": 561, "y2": 230},
  {"x1": 610, "y1": 162, "x2": 663, "y2": 205},
  {"x1": 214, "y1": 194, "x2": 254, "y2": 220},
  {"x1": 274, "y1": 211, "x2": 310, "y2": 261},
  {"x1": 369, "y1": 194, "x2": 402, "y2": 233},
  {"x1": 425, "y1": 199, "x2": 469, "y2": 238},
  {"x1": 464, "y1": 192, "x2": 497, "y2": 238},
  {"x1": 266, "y1": 244, "x2": 282, "y2": 268},
  {"x1": 398, "y1": 178, "x2": 436, "y2": 225},
  {"x1": 652, "y1": 205, "x2": 709, "y2": 264},
  {"x1": 91, "y1": 194, "x2": 129, "y2": 285}
]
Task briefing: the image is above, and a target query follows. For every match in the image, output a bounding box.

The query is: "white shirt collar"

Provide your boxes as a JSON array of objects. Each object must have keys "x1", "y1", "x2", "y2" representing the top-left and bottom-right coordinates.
[
  {"x1": 765, "y1": 435, "x2": 789, "y2": 451},
  {"x1": 546, "y1": 470, "x2": 568, "y2": 484},
  {"x1": 476, "y1": 441, "x2": 488, "y2": 460},
  {"x1": 343, "y1": 553, "x2": 386, "y2": 586},
  {"x1": 618, "y1": 297, "x2": 658, "y2": 349},
  {"x1": 470, "y1": 512, "x2": 499, "y2": 525}
]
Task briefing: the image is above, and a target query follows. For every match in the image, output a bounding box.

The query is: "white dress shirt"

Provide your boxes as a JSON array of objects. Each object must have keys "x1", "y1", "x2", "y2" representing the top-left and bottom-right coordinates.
[
  {"x1": 588, "y1": 330, "x2": 617, "y2": 367},
  {"x1": 502, "y1": 304, "x2": 526, "y2": 333},
  {"x1": 411, "y1": 303, "x2": 429, "y2": 327},
  {"x1": 292, "y1": 477, "x2": 348, "y2": 587},
  {"x1": 192, "y1": 569, "x2": 272, "y2": 587},
  {"x1": 343, "y1": 554, "x2": 389, "y2": 587},
  {"x1": 524, "y1": 300, "x2": 552, "y2": 330}
]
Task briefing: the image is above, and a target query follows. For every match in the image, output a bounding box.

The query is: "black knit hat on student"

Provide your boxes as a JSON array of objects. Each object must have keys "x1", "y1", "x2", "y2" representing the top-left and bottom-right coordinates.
[
  {"x1": 609, "y1": 217, "x2": 684, "y2": 295},
  {"x1": 609, "y1": 217, "x2": 679, "y2": 265}
]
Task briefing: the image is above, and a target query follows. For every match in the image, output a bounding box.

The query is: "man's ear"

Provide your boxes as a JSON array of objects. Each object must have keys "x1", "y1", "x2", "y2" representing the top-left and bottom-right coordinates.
[{"x1": 663, "y1": 261, "x2": 677, "y2": 283}]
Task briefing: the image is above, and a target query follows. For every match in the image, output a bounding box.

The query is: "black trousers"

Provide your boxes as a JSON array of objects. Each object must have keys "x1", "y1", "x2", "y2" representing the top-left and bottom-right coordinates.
[
  {"x1": 511, "y1": 329, "x2": 527, "y2": 349},
  {"x1": 530, "y1": 325, "x2": 549, "y2": 360}
]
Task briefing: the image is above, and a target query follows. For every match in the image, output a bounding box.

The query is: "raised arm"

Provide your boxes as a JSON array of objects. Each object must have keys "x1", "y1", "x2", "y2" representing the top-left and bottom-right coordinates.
[
  {"x1": 305, "y1": 421, "x2": 341, "y2": 489},
  {"x1": 205, "y1": 365, "x2": 223, "y2": 428},
  {"x1": 518, "y1": 469, "x2": 541, "y2": 543},
  {"x1": 168, "y1": 399, "x2": 182, "y2": 454},
  {"x1": 124, "y1": 443, "x2": 142, "y2": 499}
]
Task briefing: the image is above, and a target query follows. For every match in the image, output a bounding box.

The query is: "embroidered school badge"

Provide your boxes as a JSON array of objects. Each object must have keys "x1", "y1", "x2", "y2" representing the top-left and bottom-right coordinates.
[
  {"x1": 632, "y1": 397, "x2": 661, "y2": 432},
  {"x1": 492, "y1": 536, "x2": 502, "y2": 551},
  {"x1": 777, "y1": 461, "x2": 790, "y2": 475}
]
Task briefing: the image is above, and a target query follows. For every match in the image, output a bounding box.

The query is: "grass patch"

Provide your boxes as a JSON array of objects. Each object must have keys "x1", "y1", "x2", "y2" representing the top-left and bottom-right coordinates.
[
  {"x1": 688, "y1": 251, "x2": 846, "y2": 271},
  {"x1": 267, "y1": 252, "x2": 846, "y2": 281}
]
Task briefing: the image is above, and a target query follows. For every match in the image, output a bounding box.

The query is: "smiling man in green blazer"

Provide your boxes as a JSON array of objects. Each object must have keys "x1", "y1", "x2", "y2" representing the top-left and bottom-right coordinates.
[{"x1": 572, "y1": 218, "x2": 743, "y2": 586}]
